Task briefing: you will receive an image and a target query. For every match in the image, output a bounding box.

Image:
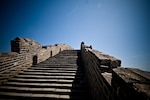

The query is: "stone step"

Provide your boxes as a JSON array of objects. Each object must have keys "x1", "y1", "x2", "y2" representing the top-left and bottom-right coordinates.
[
  {"x1": 8, "y1": 78, "x2": 74, "y2": 83},
  {"x1": 0, "y1": 91, "x2": 71, "y2": 100},
  {"x1": 4, "y1": 82, "x2": 86, "y2": 89},
  {"x1": 15, "y1": 75, "x2": 84, "y2": 80},
  {"x1": 29, "y1": 67, "x2": 78, "y2": 70},
  {"x1": 29, "y1": 66, "x2": 78, "y2": 69},
  {"x1": 58, "y1": 51, "x2": 80, "y2": 54},
  {"x1": 57, "y1": 54, "x2": 79, "y2": 56},
  {"x1": 33, "y1": 64, "x2": 78, "y2": 66},
  {"x1": 4, "y1": 82, "x2": 72, "y2": 88},
  {"x1": 19, "y1": 72, "x2": 84, "y2": 76},
  {"x1": 55, "y1": 57, "x2": 78, "y2": 60},
  {"x1": 0, "y1": 92, "x2": 88, "y2": 100},
  {"x1": 31, "y1": 67, "x2": 83, "y2": 70},
  {"x1": 45, "y1": 62, "x2": 79, "y2": 65},
  {"x1": 41, "y1": 60, "x2": 78, "y2": 63},
  {"x1": 32, "y1": 63, "x2": 78, "y2": 68},
  {"x1": 50, "y1": 53, "x2": 78, "y2": 56},
  {"x1": 8, "y1": 78, "x2": 85, "y2": 85},
  {"x1": 58, "y1": 52, "x2": 79, "y2": 55},
  {"x1": 32, "y1": 65, "x2": 79, "y2": 68},
  {"x1": 24, "y1": 70, "x2": 83, "y2": 74},
  {"x1": 24, "y1": 69, "x2": 83, "y2": 73},
  {"x1": 0, "y1": 86, "x2": 87, "y2": 94}
]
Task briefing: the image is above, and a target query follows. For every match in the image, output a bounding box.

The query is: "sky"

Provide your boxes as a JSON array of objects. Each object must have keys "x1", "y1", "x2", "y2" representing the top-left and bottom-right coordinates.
[{"x1": 0, "y1": 0, "x2": 150, "y2": 71}]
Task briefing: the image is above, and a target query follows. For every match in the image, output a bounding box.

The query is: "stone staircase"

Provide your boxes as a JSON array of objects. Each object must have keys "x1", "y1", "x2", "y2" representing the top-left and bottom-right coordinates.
[{"x1": 0, "y1": 50, "x2": 91, "y2": 100}]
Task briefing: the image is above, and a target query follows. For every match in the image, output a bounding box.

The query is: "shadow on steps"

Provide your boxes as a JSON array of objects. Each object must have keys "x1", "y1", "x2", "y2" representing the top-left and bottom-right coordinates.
[{"x1": 70, "y1": 51, "x2": 92, "y2": 100}]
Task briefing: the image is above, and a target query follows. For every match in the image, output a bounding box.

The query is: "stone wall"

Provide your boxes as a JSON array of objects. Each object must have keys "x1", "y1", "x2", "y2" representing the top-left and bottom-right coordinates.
[
  {"x1": 0, "y1": 37, "x2": 73, "y2": 84},
  {"x1": 81, "y1": 42, "x2": 150, "y2": 100},
  {"x1": 112, "y1": 68, "x2": 150, "y2": 100},
  {"x1": 81, "y1": 42, "x2": 121, "y2": 100}
]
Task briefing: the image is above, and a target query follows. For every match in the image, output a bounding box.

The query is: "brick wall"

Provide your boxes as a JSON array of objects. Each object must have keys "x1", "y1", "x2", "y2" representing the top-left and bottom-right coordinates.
[{"x1": 0, "y1": 52, "x2": 33, "y2": 84}]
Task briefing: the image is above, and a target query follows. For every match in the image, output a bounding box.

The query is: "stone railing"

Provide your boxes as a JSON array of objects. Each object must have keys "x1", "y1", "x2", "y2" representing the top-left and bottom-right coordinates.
[
  {"x1": 0, "y1": 37, "x2": 73, "y2": 84},
  {"x1": 81, "y1": 42, "x2": 150, "y2": 100}
]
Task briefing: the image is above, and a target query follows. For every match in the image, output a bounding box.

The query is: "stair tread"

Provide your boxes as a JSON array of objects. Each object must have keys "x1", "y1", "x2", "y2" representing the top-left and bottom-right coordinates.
[
  {"x1": 19, "y1": 72, "x2": 79, "y2": 76},
  {"x1": 24, "y1": 69, "x2": 79, "y2": 73},
  {"x1": 5, "y1": 81, "x2": 72, "y2": 85},
  {"x1": 0, "y1": 86, "x2": 86, "y2": 93},
  {"x1": 9, "y1": 78, "x2": 74, "y2": 83},
  {"x1": 15, "y1": 75, "x2": 84, "y2": 79},
  {"x1": 0, "y1": 91, "x2": 70, "y2": 99},
  {"x1": 29, "y1": 67, "x2": 79, "y2": 70}
]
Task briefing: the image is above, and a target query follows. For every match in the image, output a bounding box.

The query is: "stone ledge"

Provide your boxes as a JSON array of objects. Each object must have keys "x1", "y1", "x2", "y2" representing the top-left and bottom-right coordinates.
[{"x1": 113, "y1": 67, "x2": 150, "y2": 99}]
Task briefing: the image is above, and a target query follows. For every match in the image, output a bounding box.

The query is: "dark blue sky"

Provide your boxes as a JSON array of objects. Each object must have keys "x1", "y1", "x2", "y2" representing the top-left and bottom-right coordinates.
[{"x1": 0, "y1": 0, "x2": 150, "y2": 71}]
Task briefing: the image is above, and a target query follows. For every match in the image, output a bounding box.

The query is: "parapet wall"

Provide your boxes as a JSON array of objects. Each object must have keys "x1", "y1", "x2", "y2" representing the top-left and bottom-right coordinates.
[
  {"x1": 112, "y1": 67, "x2": 150, "y2": 100},
  {"x1": 81, "y1": 42, "x2": 121, "y2": 100},
  {"x1": 81, "y1": 42, "x2": 150, "y2": 100},
  {"x1": 0, "y1": 37, "x2": 73, "y2": 84}
]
